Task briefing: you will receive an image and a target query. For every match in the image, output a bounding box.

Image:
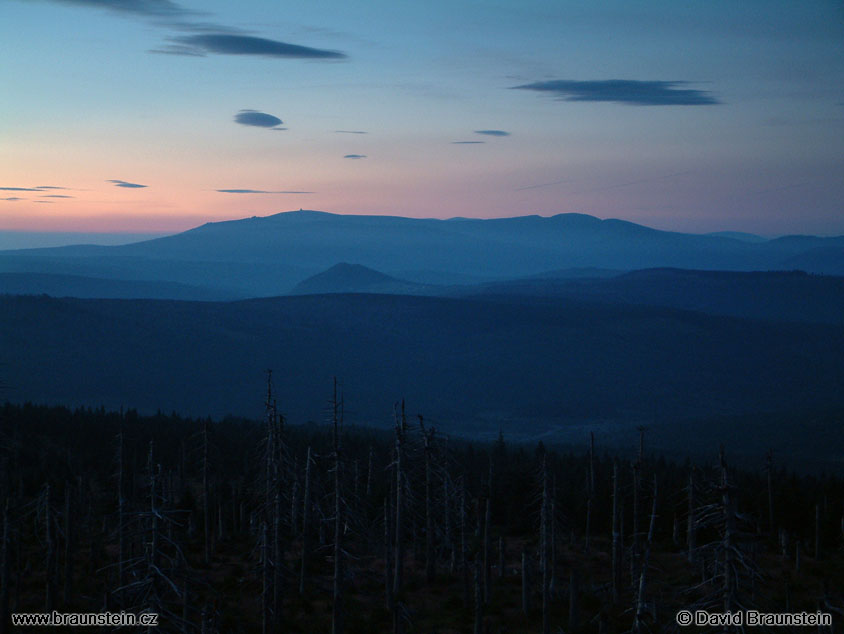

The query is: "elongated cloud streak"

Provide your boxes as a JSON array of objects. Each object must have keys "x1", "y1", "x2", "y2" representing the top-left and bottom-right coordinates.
[{"x1": 513, "y1": 79, "x2": 720, "y2": 106}]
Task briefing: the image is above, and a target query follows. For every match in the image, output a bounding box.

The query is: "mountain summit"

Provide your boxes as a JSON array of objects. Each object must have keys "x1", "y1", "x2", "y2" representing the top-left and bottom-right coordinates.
[{"x1": 290, "y1": 262, "x2": 431, "y2": 295}]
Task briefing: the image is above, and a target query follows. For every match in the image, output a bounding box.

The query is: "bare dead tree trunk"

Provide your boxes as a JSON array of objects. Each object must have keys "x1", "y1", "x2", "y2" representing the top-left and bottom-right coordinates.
[
  {"x1": 384, "y1": 497, "x2": 393, "y2": 611},
  {"x1": 261, "y1": 522, "x2": 270, "y2": 634},
  {"x1": 366, "y1": 446, "x2": 373, "y2": 500},
  {"x1": 631, "y1": 426, "x2": 645, "y2": 585},
  {"x1": 63, "y1": 486, "x2": 73, "y2": 607},
  {"x1": 332, "y1": 379, "x2": 344, "y2": 634},
  {"x1": 444, "y1": 476, "x2": 453, "y2": 573},
  {"x1": 203, "y1": 418, "x2": 211, "y2": 566},
  {"x1": 290, "y1": 456, "x2": 299, "y2": 541},
  {"x1": 611, "y1": 461, "x2": 621, "y2": 603},
  {"x1": 634, "y1": 476, "x2": 657, "y2": 634},
  {"x1": 421, "y1": 416, "x2": 435, "y2": 584},
  {"x1": 45, "y1": 484, "x2": 56, "y2": 613},
  {"x1": 485, "y1": 455, "x2": 493, "y2": 603},
  {"x1": 687, "y1": 468, "x2": 697, "y2": 565},
  {"x1": 392, "y1": 401, "x2": 405, "y2": 599},
  {"x1": 766, "y1": 449, "x2": 774, "y2": 535},
  {"x1": 541, "y1": 454, "x2": 550, "y2": 634},
  {"x1": 521, "y1": 548, "x2": 531, "y2": 616},
  {"x1": 148, "y1": 442, "x2": 159, "y2": 569},
  {"x1": 299, "y1": 445, "x2": 312, "y2": 596},
  {"x1": 273, "y1": 485, "x2": 283, "y2": 632},
  {"x1": 117, "y1": 419, "x2": 127, "y2": 608},
  {"x1": 722, "y1": 464, "x2": 736, "y2": 616},
  {"x1": 483, "y1": 496, "x2": 491, "y2": 604},
  {"x1": 473, "y1": 560, "x2": 483, "y2": 634},
  {"x1": 461, "y1": 485, "x2": 469, "y2": 608}
]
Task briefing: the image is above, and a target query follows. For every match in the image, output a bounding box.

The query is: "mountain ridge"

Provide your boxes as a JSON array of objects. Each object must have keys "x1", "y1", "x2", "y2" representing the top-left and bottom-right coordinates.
[{"x1": 2, "y1": 210, "x2": 843, "y2": 297}]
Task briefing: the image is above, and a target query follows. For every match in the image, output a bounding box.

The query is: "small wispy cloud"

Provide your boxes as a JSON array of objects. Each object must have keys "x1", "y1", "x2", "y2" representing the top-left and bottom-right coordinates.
[
  {"x1": 512, "y1": 79, "x2": 720, "y2": 106},
  {"x1": 35, "y1": 186, "x2": 71, "y2": 190},
  {"x1": 41, "y1": 195, "x2": 75, "y2": 198},
  {"x1": 1, "y1": 197, "x2": 24, "y2": 201},
  {"x1": 108, "y1": 179, "x2": 147, "y2": 188},
  {"x1": 0, "y1": 187, "x2": 42, "y2": 192},
  {"x1": 474, "y1": 130, "x2": 510, "y2": 137},
  {"x1": 170, "y1": 34, "x2": 346, "y2": 59},
  {"x1": 343, "y1": 154, "x2": 367, "y2": 159},
  {"x1": 34, "y1": 201, "x2": 55, "y2": 204},
  {"x1": 335, "y1": 130, "x2": 367, "y2": 134},
  {"x1": 451, "y1": 141, "x2": 485, "y2": 145},
  {"x1": 234, "y1": 110, "x2": 284, "y2": 129},
  {"x1": 47, "y1": 0, "x2": 191, "y2": 17},
  {"x1": 216, "y1": 189, "x2": 313, "y2": 194}
]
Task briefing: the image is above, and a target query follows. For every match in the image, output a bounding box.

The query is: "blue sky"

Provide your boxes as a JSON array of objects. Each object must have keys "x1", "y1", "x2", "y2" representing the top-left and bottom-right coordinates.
[{"x1": 2, "y1": 0, "x2": 843, "y2": 238}]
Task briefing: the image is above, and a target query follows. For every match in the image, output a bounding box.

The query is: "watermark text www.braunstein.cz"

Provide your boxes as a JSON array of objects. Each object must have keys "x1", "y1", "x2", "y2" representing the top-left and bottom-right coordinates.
[
  {"x1": 676, "y1": 610, "x2": 831, "y2": 628},
  {"x1": 10, "y1": 611, "x2": 159, "y2": 627}
]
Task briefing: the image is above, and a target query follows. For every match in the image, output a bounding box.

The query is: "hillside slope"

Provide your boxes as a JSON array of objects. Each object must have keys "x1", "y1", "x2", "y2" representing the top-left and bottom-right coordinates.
[{"x1": 3, "y1": 293, "x2": 843, "y2": 446}]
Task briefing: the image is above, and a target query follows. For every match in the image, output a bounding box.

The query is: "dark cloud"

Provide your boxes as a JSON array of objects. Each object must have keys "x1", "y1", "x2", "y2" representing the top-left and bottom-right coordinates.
[
  {"x1": 48, "y1": 0, "x2": 191, "y2": 17},
  {"x1": 171, "y1": 34, "x2": 346, "y2": 59},
  {"x1": 216, "y1": 189, "x2": 313, "y2": 194},
  {"x1": 512, "y1": 79, "x2": 720, "y2": 106},
  {"x1": 234, "y1": 110, "x2": 284, "y2": 129},
  {"x1": 474, "y1": 130, "x2": 510, "y2": 136},
  {"x1": 335, "y1": 130, "x2": 367, "y2": 134},
  {"x1": 42, "y1": 195, "x2": 75, "y2": 198},
  {"x1": 35, "y1": 186, "x2": 70, "y2": 190},
  {"x1": 343, "y1": 154, "x2": 367, "y2": 159},
  {"x1": 451, "y1": 141, "x2": 485, "y2": 144},
  {"x1": 1, "y1": 197, "x2": 24, "y2": 201},
  {"x1": 108, "y1": 179, "x2": 147, "y2": 188}
]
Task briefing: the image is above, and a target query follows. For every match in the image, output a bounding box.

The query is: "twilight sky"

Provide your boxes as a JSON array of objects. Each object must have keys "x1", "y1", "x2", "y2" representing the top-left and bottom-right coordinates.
[{"x1": 2, "y1": 0, "x2": 843, "y2": 236}]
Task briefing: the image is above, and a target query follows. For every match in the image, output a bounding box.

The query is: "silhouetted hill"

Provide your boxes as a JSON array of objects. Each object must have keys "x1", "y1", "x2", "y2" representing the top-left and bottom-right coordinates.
[
  {"x1": 291, "y1": 263, "x2": 434, "y2": 295},
  {"x1": 2, "y1": 210, "x2": 843, "y2": 298},
  {"x1": 2, "y1": 293, "x2": 843, "y2": 464}
]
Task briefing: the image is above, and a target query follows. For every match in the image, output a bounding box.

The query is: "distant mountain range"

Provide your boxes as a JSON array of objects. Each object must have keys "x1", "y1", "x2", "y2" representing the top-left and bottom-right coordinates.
[
  {"x1": 3, "y1": 211, "x2": 844, "y2": 470},
  {"x1": 2, "y1": 210, "x2": 843, "y2": 299}
]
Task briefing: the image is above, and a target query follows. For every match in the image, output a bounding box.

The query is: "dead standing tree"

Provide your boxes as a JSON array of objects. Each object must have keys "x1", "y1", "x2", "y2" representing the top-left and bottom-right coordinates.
[
  {"x1": 392, "y1": 401, "x2": 407, "y2": 603},
  {"x1": 419, "y1": 416, "x2": 436, "y2": 585},
  {"x1": 331, "y1": 378, "x2": 344, "y2": 634},
  {"x1": 676, "y1": 448, "x2": 763, "y2": 633},
  {"x1": 633, "y1": 475, "x2": 657, "y2": 634}
]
